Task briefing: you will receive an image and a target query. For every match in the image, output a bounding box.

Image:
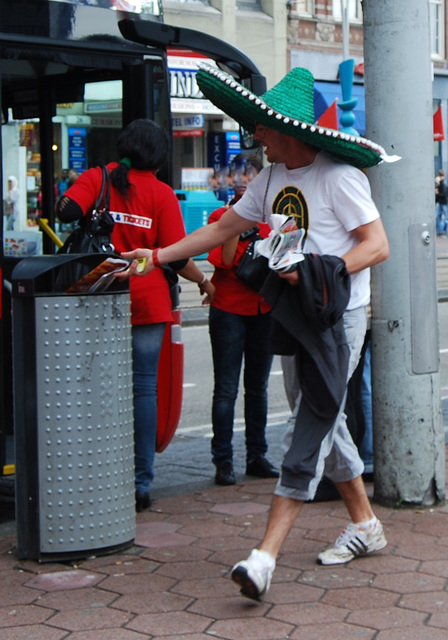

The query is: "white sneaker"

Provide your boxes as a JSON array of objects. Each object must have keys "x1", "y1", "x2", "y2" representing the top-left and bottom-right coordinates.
[
  {"x1": 231, "y1": 548, "x2": 276, "y2": 600},
  {"x1": 318, "y1": 518, "x2": 387, "y2": 565}
]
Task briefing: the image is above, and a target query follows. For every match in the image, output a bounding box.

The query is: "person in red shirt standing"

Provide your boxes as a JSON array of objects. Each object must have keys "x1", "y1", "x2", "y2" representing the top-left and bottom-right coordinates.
[
  {"x1": 57, "y1": 119, "x2": 213, "y2": 511},
  {"x1": 207, "y1": 155, "x2": 279, "y2": 485}
]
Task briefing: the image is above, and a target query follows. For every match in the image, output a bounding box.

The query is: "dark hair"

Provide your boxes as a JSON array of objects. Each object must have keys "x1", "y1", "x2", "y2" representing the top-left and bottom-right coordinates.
[
  {"x1": 111, "y1": 119, "x2": 170, "y2": 196},
  {"x1": 245, "y1": 155, "x2": 263, "y2": 175}
]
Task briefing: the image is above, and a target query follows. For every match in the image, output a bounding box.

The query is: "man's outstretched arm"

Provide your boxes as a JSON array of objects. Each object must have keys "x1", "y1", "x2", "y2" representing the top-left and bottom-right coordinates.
[{"x1": 122, "y1": 206, "x2": 255, "y2": 277}]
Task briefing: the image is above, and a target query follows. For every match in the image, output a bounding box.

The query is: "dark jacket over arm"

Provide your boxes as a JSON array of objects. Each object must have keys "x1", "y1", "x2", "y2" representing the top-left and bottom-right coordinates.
[{"x1": 261, "y1": 254, "x2": 352, "y2": 490}]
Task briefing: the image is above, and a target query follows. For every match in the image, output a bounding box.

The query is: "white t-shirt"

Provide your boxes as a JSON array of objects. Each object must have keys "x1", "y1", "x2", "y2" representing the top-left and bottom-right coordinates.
[{"x1": 233, "y1": 151, "x2": 380, "y2": 309}]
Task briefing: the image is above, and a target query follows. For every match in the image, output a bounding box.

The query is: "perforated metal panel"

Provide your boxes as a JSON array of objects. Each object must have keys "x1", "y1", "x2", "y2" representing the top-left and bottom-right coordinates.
[{"x1": 34, "y1": 293, "x2": 135, "y2": 554}]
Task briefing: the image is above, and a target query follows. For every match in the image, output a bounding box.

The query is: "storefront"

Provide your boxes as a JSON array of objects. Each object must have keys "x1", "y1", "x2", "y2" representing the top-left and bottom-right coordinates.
[{"x1": 168, "y1": 50, "x2": 242, "y2": 190}]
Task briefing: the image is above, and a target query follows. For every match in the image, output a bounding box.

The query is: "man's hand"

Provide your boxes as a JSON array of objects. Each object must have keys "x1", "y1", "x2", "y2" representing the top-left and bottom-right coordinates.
[
  {"x1": 120, "y1": 248, "x2": 155, "y2": 277},
  {"x1": 279, "y1": 270, "x2": 300, "y2": 286}
]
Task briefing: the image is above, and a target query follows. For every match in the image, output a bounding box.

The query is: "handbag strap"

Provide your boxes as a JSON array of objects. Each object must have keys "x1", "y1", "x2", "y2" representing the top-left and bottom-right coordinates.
[
  {"x1": 92, "y1": 165, "x2": 110, "y2": 216},
  {"x1": 262, "y1": 163, "x2": 274, "y2": 223}
]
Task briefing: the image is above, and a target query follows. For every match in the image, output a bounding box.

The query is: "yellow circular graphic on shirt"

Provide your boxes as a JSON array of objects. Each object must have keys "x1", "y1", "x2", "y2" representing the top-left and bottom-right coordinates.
[{"x1": 272, "y1": 186, "x2": 309, "y2": 232}]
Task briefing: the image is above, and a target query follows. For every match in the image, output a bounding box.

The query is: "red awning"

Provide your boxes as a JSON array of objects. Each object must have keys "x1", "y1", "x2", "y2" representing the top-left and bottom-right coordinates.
[{"x1": 434, "y1": 105, "x2": 445, "y2": 142}]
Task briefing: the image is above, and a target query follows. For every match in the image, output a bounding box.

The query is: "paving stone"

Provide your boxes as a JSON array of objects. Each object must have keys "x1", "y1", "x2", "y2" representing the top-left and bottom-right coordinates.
[
  {"x1": 140, "y1": 544, "x2": 211, "y2": 564},
  {"x1": 209, "y1": 501, "x2": 270, "y2": 516},
  {"x1": 191, "y1": 534, "x2": 260, "y2": 552},
  {"x1": 268, "y1": 601, "x2": 347, "y2": 626},
  {"x1": 0, "y1": 603, "x2": 55, "y2": 627},
  {"x1": 322, "y1": 586, "x2": 399, "y2": 609},
  {"x1": 67, "y1": 631, "x2": 149, "y2": 640},
  {"x1": 125, "y1": 610, "x2": 211, "y2": 636},
  {"x1": 98, "y1": 571, "x2": 177, "y2": 595},
  {"x1": 33, "y1": 586, "x2": 117, "y2": 610},
  {"x1": 426, "y1": 611, "x2": 448, "y2": 630},
  {"x1": 298, "y1": 565, "x2": 375, "y2": 590},
  {"x1": 111, "y1": 590, "x2": 194, "y2": 614},
  {"x1": 46, "y1": 606, "x2": 132, "y2": 632},
  {"x1": 399, "y1": 590, "x2": 448, "y2": 613},
  {"x1": 375, "y1": 627, "x2": 448, "y2": 640},
  {"x1": 170, "y1": 576, "x2": 238, "y2": 599},
  {"x1": 353, "y1": 554, "x2": 418, "y2": 574},
  {"x1": 24, "y1": 570, "x2": 103, "y2": 592},
  {"x1": 188, "y1": 594, "x2": 270, "y2": 619},
  {"x1": 154, "y1": 558, "x2": 229, "y2": 580},
  {"x1": 418, "y1": 558, "x2": 448, "y2": 578},
  {"x1": 0, "y1": 626, "x2": 67, "y2": 640},
  {"x1": 348, "y1": 605, "x2": 426, "y2": 629},
  {"x1": 261, "y1": 581, "x2": 324, "y2": 605},
  {"x1": 373, "y1": 570, "x2": 446, "y2": 594},
  {"x1": 208, "y1": 616, "x2": 294, "y2": 640},
  {"x1": 78, "y1": 556, "x2": 158, "y2": 576},
  {"x1": 393, "y1": 542, "x2": 448, "y2": 561},
  {"x1": 135, "y1": 527, "x2": 197, "y2": 548},
  {"x1": 290, "y1": 621, "x2": 376, "y2": 640},
  {"x1": 0, "y1": 570, "x2": 45, "y2": 606}
]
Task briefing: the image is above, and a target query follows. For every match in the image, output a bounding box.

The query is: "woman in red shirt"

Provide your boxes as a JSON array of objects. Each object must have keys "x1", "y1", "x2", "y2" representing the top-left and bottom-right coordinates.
[
  {"x1": 57, "y1": 119, "x2": 213, "y2": 511},
  {"x1": 207, "y1": 156, "x2": 279, "y2": 485}
]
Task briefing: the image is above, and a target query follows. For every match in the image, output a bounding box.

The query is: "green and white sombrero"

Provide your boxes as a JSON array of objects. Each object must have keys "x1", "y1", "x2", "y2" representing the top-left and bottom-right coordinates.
[{"x1": 196, "y1": 64, "x2": 399, "y2": 169}]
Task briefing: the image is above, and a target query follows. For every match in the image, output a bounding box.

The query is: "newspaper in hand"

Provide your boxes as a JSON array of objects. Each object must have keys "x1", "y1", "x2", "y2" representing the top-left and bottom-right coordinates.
[
  {"x1": 255, "y1": 214, "x2": 306, "y2": 273},
  {"x1": 65, "y1": 257, "x2": 130, "y2": 294}
]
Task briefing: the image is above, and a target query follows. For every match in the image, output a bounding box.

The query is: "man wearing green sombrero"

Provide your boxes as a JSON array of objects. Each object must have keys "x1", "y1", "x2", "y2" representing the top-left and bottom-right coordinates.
[{"x1": 123, "y1": 64, "x2": 397, "y2": 601}]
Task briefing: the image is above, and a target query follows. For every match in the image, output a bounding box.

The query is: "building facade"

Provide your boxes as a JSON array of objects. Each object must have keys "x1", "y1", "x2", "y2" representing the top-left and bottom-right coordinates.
[
  {"x1": 286, "y1": 0, "x2": 448, "y2": 173},
  {"x1": 163, "y1": 0, "x2": 288, "y2": 188}
]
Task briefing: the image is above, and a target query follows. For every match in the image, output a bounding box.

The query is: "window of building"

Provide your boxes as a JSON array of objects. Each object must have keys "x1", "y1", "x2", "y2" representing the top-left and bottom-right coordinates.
[
  {"x1": 237, "y1": 0, "x2": 261, "y2": 10},
  {"x1": 333, "y1": 0, "x2": 362, "y2": 23},
  {"x1": 295, "y1": 0, "x2": 313, "y2": 15},
  {"x1": 430, "y1": 0, "x2": 445, "y2": 59}
]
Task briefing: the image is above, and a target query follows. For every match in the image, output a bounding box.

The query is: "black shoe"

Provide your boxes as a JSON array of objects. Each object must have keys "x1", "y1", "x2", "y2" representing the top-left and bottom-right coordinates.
[
  {"x1": 135, "y1": 489, "x2": 151, "y2": 512},
  {"x1": 246, "y1": 456, "x2": 279, "y2": 478},
  {"x1": 215, "y1": 462, "x2": 236, "y2": 486}
]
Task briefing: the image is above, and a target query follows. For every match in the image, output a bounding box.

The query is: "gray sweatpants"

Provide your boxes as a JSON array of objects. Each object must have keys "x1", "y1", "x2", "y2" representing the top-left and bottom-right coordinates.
[{"x1": 276, "y1": 306, "x2": 368, "y2": 502}]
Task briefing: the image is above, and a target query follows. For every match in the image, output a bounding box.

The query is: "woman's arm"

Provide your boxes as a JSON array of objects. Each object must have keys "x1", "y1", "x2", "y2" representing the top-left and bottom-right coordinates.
[
  {"x1": 177, "y1": 258, "x2": 215, "y2": 303},
  {"x1": 56, "y1": 196, "x2": 83, "y2": 222},
  {"x1": 221, "y1": 236, "x2": 240, "y2": 266}
]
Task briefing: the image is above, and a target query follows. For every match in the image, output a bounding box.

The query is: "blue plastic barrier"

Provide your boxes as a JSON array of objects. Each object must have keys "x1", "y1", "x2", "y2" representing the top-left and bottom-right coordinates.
[{"x1": 176, "y1": 190, "x2": 225, "y2": 259}]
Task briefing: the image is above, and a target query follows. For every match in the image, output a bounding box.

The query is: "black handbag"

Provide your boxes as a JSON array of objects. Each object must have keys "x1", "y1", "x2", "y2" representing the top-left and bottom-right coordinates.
[
  {"x1": 55, "y1": 166, "x2": 116, "y2": 291},
  {"x1": 235, "y1": 163, "x2": 273, "y2": 292},
  {"x1": 235, "y1": 232, "x2": 270, "y2": 292}
]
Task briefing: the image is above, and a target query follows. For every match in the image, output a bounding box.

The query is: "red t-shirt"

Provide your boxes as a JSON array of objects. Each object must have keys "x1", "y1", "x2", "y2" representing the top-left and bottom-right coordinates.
[
  {"x1": 207, "y1": 206, "x2": 271, "y2": 315},
  {"x1": 65, "y1": 163, "x2": 186, "y2": 325}
]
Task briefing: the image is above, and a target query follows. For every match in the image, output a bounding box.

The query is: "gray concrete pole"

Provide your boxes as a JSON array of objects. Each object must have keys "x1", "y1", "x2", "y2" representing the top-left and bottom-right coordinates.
[{"x1": 363, "y1": 0, "x2": 445, "y2": 506}]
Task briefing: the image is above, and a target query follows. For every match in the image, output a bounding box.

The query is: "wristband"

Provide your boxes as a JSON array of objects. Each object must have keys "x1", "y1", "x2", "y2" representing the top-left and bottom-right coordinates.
[
  {"x1": 152, "y1": 247, "x2": 161, "y2": 268},
  {"x1": 198, "y1": 273, "x2": 207, "y2": 286}
]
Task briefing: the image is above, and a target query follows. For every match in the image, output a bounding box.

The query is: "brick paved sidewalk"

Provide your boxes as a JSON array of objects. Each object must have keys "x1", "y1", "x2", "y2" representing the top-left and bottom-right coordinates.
[{"x1": 1, "y1": 463, "x2": 448, "y2": 640}]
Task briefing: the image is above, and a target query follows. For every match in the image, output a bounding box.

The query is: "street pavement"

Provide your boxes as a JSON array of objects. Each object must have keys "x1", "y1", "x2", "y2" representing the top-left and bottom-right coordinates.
[{"x1": 1, "y1": 242, "x2": 448, "y2": 638}]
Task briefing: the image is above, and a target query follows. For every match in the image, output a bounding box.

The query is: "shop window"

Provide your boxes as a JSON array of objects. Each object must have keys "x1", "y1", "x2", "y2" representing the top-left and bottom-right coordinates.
[
  {"x1": 2, "y1": 117, "x2": 43, "y2": 256},
  {"x1": 430, "y1": 0, "x2": 445, "y2": 60},
  {"x1": 333, "y1": 0, "x2": 362, "y2": 23},
  {"x1": 2, "y1": 77, "x2": 123, "y2": 256}
]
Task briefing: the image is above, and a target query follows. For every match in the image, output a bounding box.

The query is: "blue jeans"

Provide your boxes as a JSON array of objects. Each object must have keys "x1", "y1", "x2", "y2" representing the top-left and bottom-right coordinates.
[
  {"x1": 436, "y1": 202, "x2": 447, "y2": 235},
  {"x1": 209, "y1": 307, "x2": 273, "y2": 466},
  {"x1": 132, "y1": 322, "x2": 166, "y2": 493},
  {"x1": 359, "y1": 340, "x2": 373, "y2": 472}
]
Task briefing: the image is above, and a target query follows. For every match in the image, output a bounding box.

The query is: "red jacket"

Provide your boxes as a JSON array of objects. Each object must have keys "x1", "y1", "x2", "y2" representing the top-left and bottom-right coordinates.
[{"x1": 207, "y1": 206, "x2": 271, "y2": 315}]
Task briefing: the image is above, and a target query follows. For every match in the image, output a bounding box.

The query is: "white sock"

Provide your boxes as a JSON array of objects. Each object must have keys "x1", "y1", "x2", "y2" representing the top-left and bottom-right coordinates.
[{"x1": 357, "y1": 516, "x2": 378, "y2": 531}]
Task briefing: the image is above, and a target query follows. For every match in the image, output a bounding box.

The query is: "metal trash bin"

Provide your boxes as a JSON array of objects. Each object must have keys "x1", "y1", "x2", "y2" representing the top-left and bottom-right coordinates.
[{"x1": 11, "y1": 254, "x2": 135, "y2": 562}]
